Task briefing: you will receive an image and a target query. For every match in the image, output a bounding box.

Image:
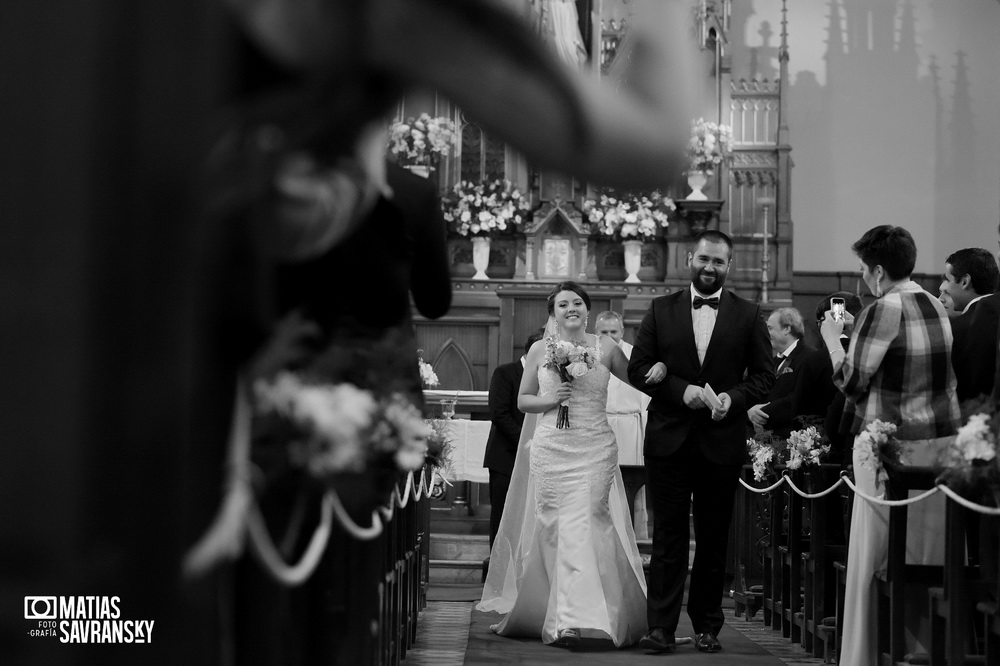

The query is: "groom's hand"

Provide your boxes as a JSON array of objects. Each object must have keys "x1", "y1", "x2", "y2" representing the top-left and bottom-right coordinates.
[
  {"x1": 682, "y1": 384, "x2": 707, "y2": 409},
  {"x1": 747, "y1": 403, "x2": 770, "y2": 427},
  {"x1": 644, "y1": 362, "x2": 667, "y2": 384},
  {"x1": 711, "y1": 392, "x2": 732, "y2": 421}
]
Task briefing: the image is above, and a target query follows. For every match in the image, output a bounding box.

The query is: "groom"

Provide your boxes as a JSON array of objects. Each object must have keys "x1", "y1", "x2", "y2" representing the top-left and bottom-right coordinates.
[{"x1": 628, "y1": 230, "x2": 774, "y2": 653}]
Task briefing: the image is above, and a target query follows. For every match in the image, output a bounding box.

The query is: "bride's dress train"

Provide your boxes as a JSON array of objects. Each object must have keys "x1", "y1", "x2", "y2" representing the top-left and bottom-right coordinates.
[{"x1": 478, "y1": 344, "x2": 647, "y2": 647}]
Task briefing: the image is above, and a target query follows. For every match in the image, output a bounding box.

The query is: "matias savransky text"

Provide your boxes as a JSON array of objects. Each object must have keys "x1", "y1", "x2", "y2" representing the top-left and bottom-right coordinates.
[{"x1": 24, "y1": 595, "x2": 154, "y2": 644}]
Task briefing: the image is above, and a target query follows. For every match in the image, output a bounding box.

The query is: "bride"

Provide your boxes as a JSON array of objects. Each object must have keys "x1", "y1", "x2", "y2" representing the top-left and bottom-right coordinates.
[{"x1": 478, "y1": 281, "x2": 664, "y2": 648}]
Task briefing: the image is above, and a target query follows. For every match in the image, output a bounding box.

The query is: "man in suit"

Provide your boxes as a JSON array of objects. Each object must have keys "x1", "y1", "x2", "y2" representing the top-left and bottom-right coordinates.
[
  {"x1": 628, "y1": 230, "x2": 774, "y2": 654},
  {"x1": 747, "y1": 307, "x2": 834, "y2": 439},
  {"x1": 484, "y1": 328, "x2": 545, "y2": 550},
  {"x1": 939, "y1": 247, "x2": 1000, "y2": 403}
]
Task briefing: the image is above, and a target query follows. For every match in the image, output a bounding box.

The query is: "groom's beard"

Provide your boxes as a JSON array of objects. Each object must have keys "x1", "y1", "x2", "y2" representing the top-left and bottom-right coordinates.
[{"x1": 690, "y1": 266, "x2": 727, "y2": 293}]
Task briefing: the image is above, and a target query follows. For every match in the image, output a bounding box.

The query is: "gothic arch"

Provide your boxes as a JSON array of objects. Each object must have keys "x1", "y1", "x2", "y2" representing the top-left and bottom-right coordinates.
[{"x1": 430, "y1": 338, "x2": 476, "y2": 391}]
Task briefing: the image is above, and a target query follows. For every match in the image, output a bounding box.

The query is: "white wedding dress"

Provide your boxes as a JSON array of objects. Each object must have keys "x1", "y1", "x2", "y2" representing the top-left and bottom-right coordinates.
[{"x1": 478, "y1": 342, "x2": 648, "y2": 647}]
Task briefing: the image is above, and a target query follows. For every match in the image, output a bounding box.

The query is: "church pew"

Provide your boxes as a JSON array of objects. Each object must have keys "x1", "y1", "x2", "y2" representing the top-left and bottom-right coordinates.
[
  {"x1": 928, "y1": 496, "x2": 985, "y2": 665},
  {"x1": 780, "y1": 475, "x2": 805, "y2": 643},
  {"x1": 796, "y1": 465, "x2": 846, "y2": 659},
  {"x1": 974, "y1": 514, "x2": 1000, "y2": 665},
  {"x1": 876, "y1": 466, "x2": 943, "y2": 666}
]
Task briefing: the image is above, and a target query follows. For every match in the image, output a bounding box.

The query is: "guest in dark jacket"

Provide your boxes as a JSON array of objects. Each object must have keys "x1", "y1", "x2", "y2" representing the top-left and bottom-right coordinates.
[
  {"x1": 747, "y1": 307, "x2": 834, "y2": 439},
  {"x1": 484, "y1": 329, "x2": 545, "y2": 549},
  {"x1": 938, "y1": 247, "x2": 1000, "y2": 403}
]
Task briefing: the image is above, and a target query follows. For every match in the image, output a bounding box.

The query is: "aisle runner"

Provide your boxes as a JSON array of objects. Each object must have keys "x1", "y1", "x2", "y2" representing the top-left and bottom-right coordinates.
[
  {"x1": 464, "y1": 609, "x2": 785, "y2": 665},
  {"x1": 402, "y1": 602, "x2": 471, "y2": 666}
]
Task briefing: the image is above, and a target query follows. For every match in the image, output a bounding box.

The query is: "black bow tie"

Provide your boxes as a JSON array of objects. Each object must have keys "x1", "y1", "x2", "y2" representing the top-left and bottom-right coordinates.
[{"x1": 693, "y1": 296, "x2": 720, "y2": 310}]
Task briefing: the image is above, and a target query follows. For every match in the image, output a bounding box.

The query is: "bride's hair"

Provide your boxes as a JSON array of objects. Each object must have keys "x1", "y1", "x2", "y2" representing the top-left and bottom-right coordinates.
[{"x1": 546, "y1": 281, "x2": 591, "y2": 315}]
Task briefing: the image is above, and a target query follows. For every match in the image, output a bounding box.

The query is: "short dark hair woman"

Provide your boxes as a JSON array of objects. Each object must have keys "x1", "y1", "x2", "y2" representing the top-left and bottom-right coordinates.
[{"x1": 819, "y1": 225, "x2": 960, "y2": 664}]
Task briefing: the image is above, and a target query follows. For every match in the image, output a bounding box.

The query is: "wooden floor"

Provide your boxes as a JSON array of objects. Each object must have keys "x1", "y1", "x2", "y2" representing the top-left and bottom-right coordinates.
[{"x1": 403, "y1": 594, "x2": 830, "y2": 665}]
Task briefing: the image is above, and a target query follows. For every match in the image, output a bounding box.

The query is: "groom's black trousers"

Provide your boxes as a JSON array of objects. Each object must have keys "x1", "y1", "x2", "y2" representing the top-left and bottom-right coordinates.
[{"x1": 645, "y1": 432, "x2": 742, "y2": 637}]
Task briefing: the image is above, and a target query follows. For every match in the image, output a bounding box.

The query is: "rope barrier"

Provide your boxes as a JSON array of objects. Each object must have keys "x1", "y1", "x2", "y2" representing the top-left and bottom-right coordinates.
[
  {"x1": 839, "y1": 473, "x2": 942, "y2": 507},
  {"x1": 937, "y1": 483, "x2": 1000, "y2": 516},
  {"x1": 783, "y1": 474, "x2": 845, "y2": 499},
  {"x1": 247, "y1": 491, "x2": 334, "y2": 586},
  {"x1": 738, "y1": 468, "x2": 1000, "y2": 515},
  {"x1": 739, "y1": 476, "x2": 788, "y2": 493}
]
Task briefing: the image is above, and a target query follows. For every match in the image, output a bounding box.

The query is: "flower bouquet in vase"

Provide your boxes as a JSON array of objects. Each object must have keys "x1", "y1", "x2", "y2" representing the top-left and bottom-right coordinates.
[
  {"x1": 582, "y1": 188, "x2": 674, "y2": 283},
  {"x1": 441, "y1": 179, "x2": 531, "y2": 280},
  {"x1": 388, "y1": 113, "x2": 457, "y2": 174},
  {"x1": 686, "y1": 118, "x2": 732, "y2": 200},
  {"x1": 543, "y1": 337, "x2": 597, "y2": 428}
]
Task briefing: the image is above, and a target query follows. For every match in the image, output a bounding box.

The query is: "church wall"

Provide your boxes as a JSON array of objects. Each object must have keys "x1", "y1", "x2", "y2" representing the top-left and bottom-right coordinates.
[{"x1": 730, "y1": 0, "x2": 999, "y2": 274}]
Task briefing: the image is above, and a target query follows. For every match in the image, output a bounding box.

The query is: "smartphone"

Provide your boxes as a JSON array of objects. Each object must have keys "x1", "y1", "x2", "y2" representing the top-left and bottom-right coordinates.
[{"x1": 831, "y1": 298, "x2": 846, "y2": 322}]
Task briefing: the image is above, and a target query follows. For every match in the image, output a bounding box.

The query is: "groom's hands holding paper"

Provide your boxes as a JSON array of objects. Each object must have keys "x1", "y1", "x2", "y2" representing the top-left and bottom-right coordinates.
[{"x1": 703, "y1": 383, "x2": 731, "y2": 421}]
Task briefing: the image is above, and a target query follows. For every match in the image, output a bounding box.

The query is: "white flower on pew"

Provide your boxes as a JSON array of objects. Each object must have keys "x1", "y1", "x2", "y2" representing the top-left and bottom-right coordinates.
[
  {"x1": 748, "y1": 437, "x2": 775, "y2": 482},
  {"x1": 786, "y1": 426, "x2": 830, "y2": 471},
  {"x1": 254, "y1": 372, "x2": 430, "y2": 476},
  {"x1": 952, "y1": 412, "x2": 997, "y2": 463},
  {"x1": 855, "y1": 420, "x2": 900, "y2": 486}
]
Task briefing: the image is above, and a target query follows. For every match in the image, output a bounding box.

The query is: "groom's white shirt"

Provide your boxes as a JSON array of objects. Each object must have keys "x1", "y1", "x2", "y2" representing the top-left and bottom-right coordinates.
[{"x1": 691, "y1": 284, "x2": 723, "y2": 365}]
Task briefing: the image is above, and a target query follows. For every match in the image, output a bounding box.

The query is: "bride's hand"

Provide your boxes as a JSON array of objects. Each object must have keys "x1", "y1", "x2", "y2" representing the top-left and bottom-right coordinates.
[{"x1": 552, "y1": 381, "x2": 572, "y2": 407}]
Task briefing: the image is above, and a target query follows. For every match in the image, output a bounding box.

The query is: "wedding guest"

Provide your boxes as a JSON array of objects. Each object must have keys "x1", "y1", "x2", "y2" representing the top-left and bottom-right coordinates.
[
  {"x1": 484, "y1": 328, "x2": 545, "y2": 551},
  {"x1": 816, "y1": 292, "x2": 864, "y2": 467},
  {"x1": 819, "y1": 225, "x2": 960, "y2": 665},
  {"x1": 595, "y1": 310, "x2": 651, "y2": 538},
  {"x1": 747, "y1": 307, "x2": 834, "y2": 439},
  {"x1": 938, "y1": 247, "x2": 1000, "y2": 402}
]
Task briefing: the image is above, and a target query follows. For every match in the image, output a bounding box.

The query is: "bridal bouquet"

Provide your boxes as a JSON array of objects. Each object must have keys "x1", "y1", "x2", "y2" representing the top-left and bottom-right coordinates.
[
  {"x1": 544, "y1": 338, "x2": 597, "y2": 428},
  {"x1": 388, "y1": 113, "x2": 458, "y2": 168},
  {"x1": 854, "y1": 419, "x2": 902, "y2": 487}
]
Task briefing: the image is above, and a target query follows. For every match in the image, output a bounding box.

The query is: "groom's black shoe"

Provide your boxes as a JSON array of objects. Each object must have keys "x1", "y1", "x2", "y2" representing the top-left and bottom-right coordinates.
[
  {"x1": 695, "y1": 632, "x2": 721, "y2": 653},
  {"x1": 639, "y1": 627, "x2": 676, "y2": 653}
]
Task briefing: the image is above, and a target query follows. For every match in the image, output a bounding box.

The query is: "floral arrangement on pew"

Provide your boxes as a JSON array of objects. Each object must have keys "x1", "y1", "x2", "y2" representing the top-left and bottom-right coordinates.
[
  {"x1": 687, "y1": 117, "x2": 733, "y2": 175},
  {"x1": 441, "y1": 178, "x2": 531, "y2": 237},
  {"x1": 937, "y1": 398, "x2": 999, "y2": 506},
  {"x1": 582, "y1": 188, "x2": 674, "y2": 242},
  {"x1": 853, "y1": 419, "x2": 903, "y2": 487},
  {"x1": 747, "y1": 419, "x2": 832, "y2": 482},
  {"x1": 785, "y1": 426, "x2": 831, "y2": 472},
  {"x1": 544, "y1": 337, "x2": 598, "y2": 429},
  {"x1": 387, "y1": 113, "x2": 458, "y2": 168},
  {"x1": 254, "y1": 372, "x2": 433, "y2": 476}
]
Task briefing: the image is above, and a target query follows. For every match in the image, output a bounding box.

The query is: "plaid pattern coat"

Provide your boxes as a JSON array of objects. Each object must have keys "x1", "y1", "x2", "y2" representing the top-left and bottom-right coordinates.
[{"x1": 835, "y1": 280, "x2": 960, "y2": 440}]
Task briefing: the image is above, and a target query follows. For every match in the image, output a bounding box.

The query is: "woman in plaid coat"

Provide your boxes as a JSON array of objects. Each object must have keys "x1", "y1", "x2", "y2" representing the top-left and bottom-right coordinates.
[{"x1": 819, "y1": 225, "x2": 960, "y2": 665}]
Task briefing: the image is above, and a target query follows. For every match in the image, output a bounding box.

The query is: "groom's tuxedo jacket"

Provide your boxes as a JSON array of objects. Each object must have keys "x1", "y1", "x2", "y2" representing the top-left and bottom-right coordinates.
[{"x1": 628, "y1": 288, "x2": 774, "y2": 465}]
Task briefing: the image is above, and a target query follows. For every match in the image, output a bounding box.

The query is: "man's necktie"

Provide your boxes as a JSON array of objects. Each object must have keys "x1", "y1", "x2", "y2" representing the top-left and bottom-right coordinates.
[
  {"x1": 693, "y1": 296, "x2": 719, "y2": 310},
  {"x1": 775, "y1": 354, "x2": 788, "y2": 374}
]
